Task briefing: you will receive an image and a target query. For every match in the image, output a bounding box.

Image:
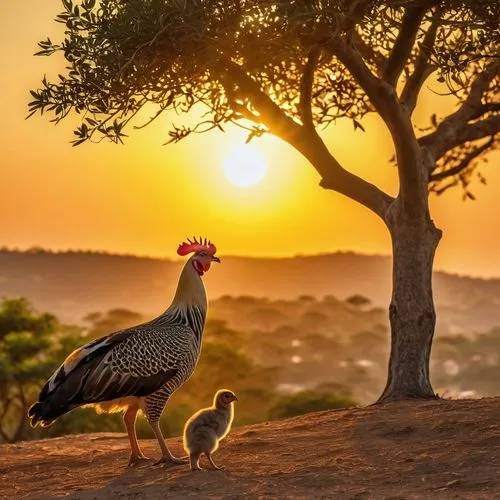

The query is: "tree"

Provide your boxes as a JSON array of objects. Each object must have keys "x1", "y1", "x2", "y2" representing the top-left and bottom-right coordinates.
[
  {"x1": 0, "y1": 298, "x2": 71, "y2": 442},
  {"x1": 346, "y1": 294, "x2": 372, "y2": 310},
  {"x1": 29, "y1": 1, "x2": 499, "y2": 401}
]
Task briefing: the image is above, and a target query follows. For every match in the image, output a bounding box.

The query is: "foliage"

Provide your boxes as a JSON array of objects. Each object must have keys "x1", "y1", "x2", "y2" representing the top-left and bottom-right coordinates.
[
  {"x1": 28, "y1": 0, "x2": 498, "y2": 196},
  {"x1": 268, "y1": 389, "x2": 357, "y2": 420},
  {"x1": 0, "y1": 298, "x2": 79, "y2": 442}
]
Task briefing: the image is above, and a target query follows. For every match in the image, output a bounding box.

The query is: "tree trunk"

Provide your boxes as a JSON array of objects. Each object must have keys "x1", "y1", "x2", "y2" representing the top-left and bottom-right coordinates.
[{"x1": 378, "y1": 199, "x2": 442, "y2": 402}]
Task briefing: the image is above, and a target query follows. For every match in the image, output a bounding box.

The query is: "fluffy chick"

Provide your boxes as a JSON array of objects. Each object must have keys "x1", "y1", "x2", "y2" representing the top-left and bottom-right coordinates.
[{"x1": 183, "y1": 389, "x2": 238, "y2": 471}]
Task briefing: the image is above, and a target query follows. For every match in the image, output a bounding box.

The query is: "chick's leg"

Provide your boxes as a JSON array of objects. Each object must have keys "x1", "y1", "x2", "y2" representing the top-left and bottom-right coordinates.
[
  {"x1": 123, "y1": 406, "x2": 149, "y2": 466},
  {"x1": 150, "y1": 420, "x2": 188, "y2": 465},
  {"x1": 206, "y1": 452, "x2": 224, "y2": 470},
  {"x1": 190, "y1": 452, "x2": 202, "y2": 471}
]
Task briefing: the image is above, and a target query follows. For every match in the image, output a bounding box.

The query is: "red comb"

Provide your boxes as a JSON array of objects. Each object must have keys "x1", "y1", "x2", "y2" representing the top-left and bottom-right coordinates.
[{"x1": 177, "y1": 236, "x2": 217, "y2": 256}]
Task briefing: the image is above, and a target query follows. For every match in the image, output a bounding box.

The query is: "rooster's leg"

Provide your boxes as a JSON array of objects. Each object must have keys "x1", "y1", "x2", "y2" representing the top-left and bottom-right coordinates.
[
  {"x1": 149, "y1": 420, "x2": 188, "y2": 465},
  {"x1": 124, "y1": 406, "x2": 149, "y2": 466}
]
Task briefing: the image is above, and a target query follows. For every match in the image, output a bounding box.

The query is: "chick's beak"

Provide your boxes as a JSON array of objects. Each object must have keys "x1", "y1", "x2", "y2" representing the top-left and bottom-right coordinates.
[
  {"x1": 232, "y1": 395, "x2": 238, "y2": 402},
  {"x1": 211, "y1": 256, "x2": 221, "y2": 263}
]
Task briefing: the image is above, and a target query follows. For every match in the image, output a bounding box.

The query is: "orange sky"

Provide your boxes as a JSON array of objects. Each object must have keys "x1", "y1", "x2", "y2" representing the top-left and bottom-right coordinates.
[{"x1": 1, "y1": 2, "x2": 499, "y2": 278}]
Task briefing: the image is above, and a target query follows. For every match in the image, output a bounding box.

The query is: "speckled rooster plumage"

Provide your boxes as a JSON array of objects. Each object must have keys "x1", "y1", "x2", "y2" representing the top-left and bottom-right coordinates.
[{"x1": 28, "y1": 237, "x2": 220, "y2": 466}]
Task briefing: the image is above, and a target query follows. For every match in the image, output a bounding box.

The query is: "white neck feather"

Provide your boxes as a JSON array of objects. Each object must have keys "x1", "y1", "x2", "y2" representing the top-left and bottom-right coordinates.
[{"x1": 169, "y1": 256, "x2": 207, "y2": 312}]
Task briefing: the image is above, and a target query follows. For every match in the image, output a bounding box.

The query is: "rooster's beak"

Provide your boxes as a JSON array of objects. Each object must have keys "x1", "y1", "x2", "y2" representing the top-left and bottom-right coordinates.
[{"x1": 212, "y1": 256, "x2": 221, "y2": 263}]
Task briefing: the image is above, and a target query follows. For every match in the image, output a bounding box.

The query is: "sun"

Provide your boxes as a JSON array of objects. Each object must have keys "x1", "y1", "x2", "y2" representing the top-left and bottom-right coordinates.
[{"x1": 224, "y1": 145, "x2": 267, "y2": 187}]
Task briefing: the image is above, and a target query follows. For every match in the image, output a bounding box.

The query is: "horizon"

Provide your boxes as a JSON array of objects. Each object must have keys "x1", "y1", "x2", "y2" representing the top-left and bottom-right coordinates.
[{"x1": 4, "y1": 244, "x2": 500, "y2": 281}]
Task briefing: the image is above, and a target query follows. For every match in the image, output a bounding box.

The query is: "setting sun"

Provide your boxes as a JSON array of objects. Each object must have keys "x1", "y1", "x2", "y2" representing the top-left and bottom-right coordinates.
[{"x1": 224, "y1": 145, "x2": 267, "y2": 187}]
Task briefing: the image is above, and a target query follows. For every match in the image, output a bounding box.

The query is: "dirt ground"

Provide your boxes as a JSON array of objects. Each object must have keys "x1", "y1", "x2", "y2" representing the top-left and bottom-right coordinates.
[{"x1": 1, "y1": 398, "x2": 500, "y2": 499}]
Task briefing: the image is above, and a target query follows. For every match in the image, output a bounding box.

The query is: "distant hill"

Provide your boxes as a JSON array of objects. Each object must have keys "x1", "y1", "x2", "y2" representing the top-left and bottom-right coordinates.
[{"x1": 1, "y1": 249, "x2": 500, "y2": 332}]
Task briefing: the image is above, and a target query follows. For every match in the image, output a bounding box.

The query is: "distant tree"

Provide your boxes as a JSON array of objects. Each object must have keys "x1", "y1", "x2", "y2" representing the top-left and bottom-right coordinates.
[
  {"x1": 298, "y1": 295, "x2": 316, "y2": 303},
  {"x1": 248, "y1": 307, "x2": 285, "y2": 330},
  {"x1": 299, "y1": 311, "x2": 330, "y2": 333},
  {"x1": 268, "y1": 390, "x2": 357, "y2": 419},
  {"x1": 0, "y1": 298, "x2": 79, "y2": 442},
  {"x1": 322, "y1": 295, "x2": 340, "y2": 306},
  {"x1": 349, "y1": 330, "x2": 387, "y2": 354},
  {"x1": 346, "y1": 294, "x2": 372, "y2": 310},
  {"x1": 203, "y1": 318, "x2": 244, "y2": 349},
  {"x1": 30, "y1": 1, "x2": 499, "y2": 401},
  {"x1": 83, "y1": 308, "x2": 145, "y2": 339}
]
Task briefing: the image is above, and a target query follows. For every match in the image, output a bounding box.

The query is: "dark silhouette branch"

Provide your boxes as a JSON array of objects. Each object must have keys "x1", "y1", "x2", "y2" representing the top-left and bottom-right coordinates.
[
  {"x1": 421, "y1": 114, "x2": 500, "y2": 159},
  {"x1": 400, "y1": 8, "x2": 441, "y2": 114},
  {"x1": 299, "y1": 47, "x2": 321, "y2": 130},
  {"x1": 447, "y1": 61, "x2": 500, "y2": 124},
  {"x1": 343, "y1": 0, "x2": 377, "y2": 32},
  {"x1": 469, "y1": 102, "x2": 500, "y2": 121},
  {"x1": 351, "y1": 31, "x2": 385, "y2": 73},
  {"x1": 223, "y1": 61, "x2": 394, "y2": 219},
  {"x1": 383, "y1": 5, "x2": 428, "y2": 86},
  {"x1": 328, "y1": 38, "x2": 426, "y2": 217},
  {"x1": 420, "y1": 61, "x2": 499, "y2": 159},
  {"x1": 223, "y1": 62, "x2": 303, "y2": 140},
  {"x1": 429, "y1": 136, "x2": 495, "y2": 182}
]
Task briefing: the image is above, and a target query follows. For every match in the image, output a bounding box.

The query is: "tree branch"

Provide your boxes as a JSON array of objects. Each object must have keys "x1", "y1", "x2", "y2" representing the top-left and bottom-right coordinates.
[
  {"x1": 400, "y1": 8, "x2": 441, "y2": 114},
  {"x1": 469, "y1": 102, "x2": 500, "y2": 121},
  {"x1": 419, "y1": 61, "x2": 499, "y2": 161},
  {"x1": 327, "y1": 38, "x2": 427, "y2": 218},
  {"x1": 343, "y1": 0, "x2": 377, "y2": 32},
  {"x1": 449, "y1": 61, "x2": 499, "y2": 123},
  {"x1": 299, "y1": 47, "x2": 321, "y2": 130},
  {"x1": 421, "y1": 114, "x2": 500, "y2": 159},
  {"x1": 423, "y1": 61, "x2": 499, "y2": 147},
  {"x1": 351, "y1": 31, "x2": 385, "y2": 74},
  {"x1": 222, "y1": 62, "x2": 302, "y2": 140},
  {"x1": 221, "y1": 61, "x2": 394, "y2": 219},
  {"x1": 383, "y1": 5, "x2": 428, "y2": 87},
  {"x1": 429, "y1": 136, "x2": 495, "y2": 182}
]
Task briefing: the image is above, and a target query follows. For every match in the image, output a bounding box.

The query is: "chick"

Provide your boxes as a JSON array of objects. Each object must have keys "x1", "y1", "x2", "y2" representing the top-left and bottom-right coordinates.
[{"x1": 183, "y1": 389, "x2": 238, "y2": 471}]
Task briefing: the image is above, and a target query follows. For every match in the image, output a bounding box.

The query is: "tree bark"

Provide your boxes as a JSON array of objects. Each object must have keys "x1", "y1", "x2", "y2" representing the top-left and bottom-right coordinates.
[{"x1": 378, "y1": 200, "x2": 442, "y2": 402}]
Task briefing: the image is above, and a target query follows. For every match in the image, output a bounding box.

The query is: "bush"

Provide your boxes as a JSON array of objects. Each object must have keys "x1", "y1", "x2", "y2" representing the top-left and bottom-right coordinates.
[{"x1": 268, "y1": 390, "x2": 357, "y2": 420}]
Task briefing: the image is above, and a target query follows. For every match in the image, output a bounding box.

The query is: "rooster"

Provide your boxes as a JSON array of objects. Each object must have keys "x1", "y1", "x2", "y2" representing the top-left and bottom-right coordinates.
[{"x1": 28, "y1": 237, "x2": 220, "y2": 466}]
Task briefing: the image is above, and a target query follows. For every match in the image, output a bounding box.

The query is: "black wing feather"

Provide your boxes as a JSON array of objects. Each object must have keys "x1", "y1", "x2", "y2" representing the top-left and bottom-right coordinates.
[{"x1": 29, "y1": 329, "x2": 179, "y2": 427}]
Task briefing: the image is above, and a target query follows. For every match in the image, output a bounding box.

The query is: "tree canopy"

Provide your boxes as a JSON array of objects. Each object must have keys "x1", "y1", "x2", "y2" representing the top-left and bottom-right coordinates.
[{"x1": 30, "y1": 0, "x2": 498, "y2": 197}]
